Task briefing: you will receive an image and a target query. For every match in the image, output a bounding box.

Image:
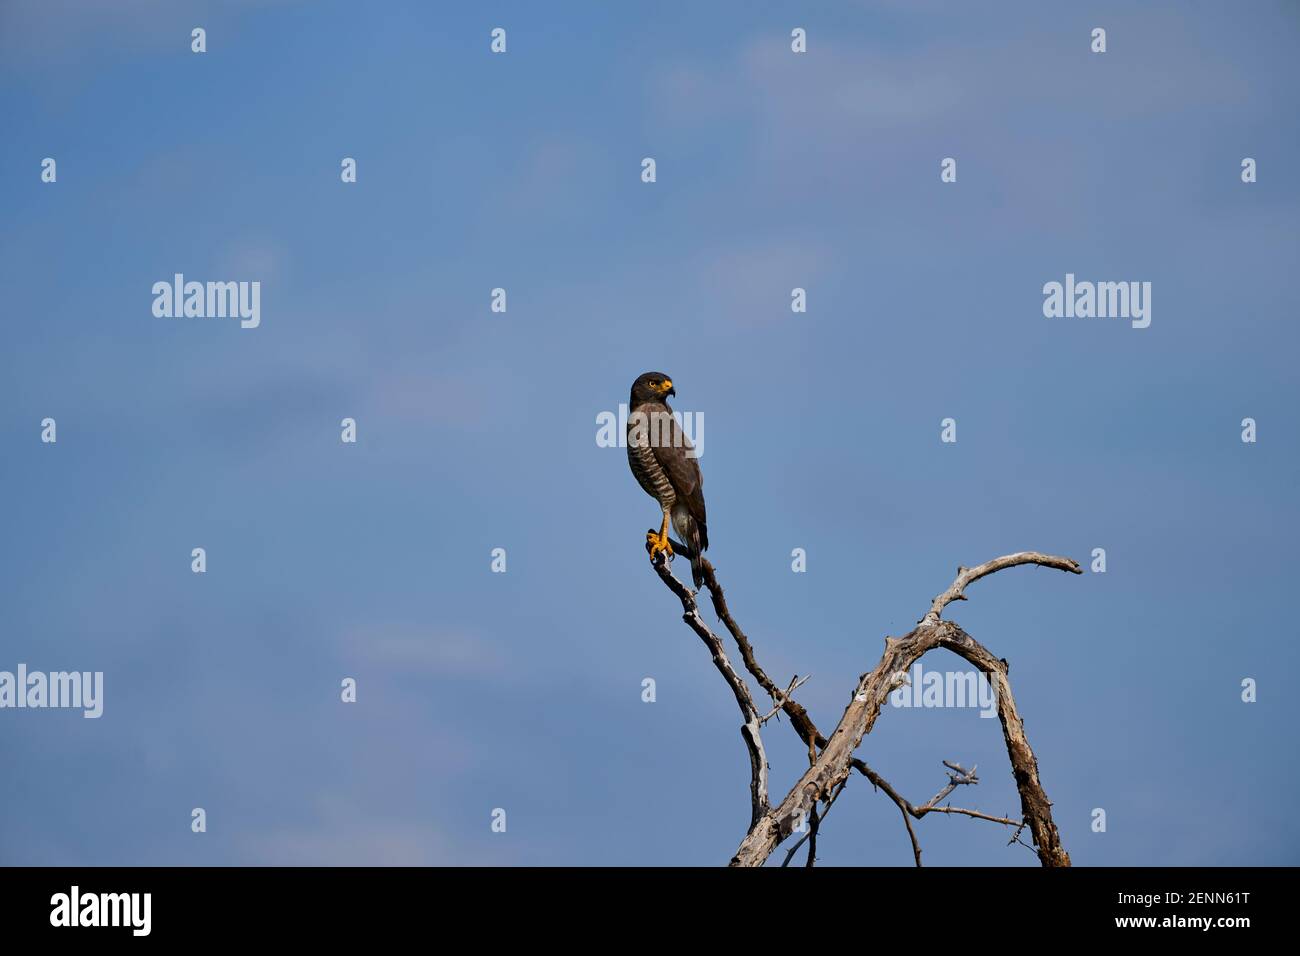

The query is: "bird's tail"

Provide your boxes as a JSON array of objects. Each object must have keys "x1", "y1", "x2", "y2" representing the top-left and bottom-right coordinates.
[
  {"x1": 690, "y1": 552, "x2": 705, "y2": 591},
  {"x1": 670, "y1": 507, "x2": 707, "y2": 590}
]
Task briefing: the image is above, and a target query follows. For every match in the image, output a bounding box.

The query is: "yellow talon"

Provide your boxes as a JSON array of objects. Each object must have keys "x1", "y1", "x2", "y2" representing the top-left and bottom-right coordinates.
[{"x1": 646, "y1": 520, "x2": 673, "y2": 561}]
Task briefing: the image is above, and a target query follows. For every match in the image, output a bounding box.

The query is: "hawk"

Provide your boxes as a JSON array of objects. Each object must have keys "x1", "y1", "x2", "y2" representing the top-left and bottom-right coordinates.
[{"x1": 626, "y1": 372, "x2": 708, "y2": 588}]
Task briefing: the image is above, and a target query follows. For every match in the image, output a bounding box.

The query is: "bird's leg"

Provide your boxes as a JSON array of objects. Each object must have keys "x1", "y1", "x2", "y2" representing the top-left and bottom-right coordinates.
[{"x1": 647, "y1": 508, "x2": 674, "y2": 561}]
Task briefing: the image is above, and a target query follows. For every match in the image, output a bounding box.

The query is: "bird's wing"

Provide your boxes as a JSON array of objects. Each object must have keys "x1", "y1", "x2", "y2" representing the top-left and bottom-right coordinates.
[{"x1": 652, "y1": 414, "x2": 708, "y2": 547}]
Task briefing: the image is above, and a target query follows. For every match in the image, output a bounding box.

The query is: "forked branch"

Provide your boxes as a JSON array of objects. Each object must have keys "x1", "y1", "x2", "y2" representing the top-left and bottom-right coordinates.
[{"x1": 647, "y1": 544, "x2": 1077, "y2": 868}]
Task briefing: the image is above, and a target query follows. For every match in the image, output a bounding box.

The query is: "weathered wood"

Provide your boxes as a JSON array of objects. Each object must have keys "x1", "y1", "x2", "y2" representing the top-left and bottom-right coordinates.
[
  {"x1": 649, "y1": 545, "x2": 1076, "y2": 868},
  {"x1": 648, "y1": 542, "x2": 769, "y2": 831},
  {"x1": 729, "y1": 619, "x2": 1070, "y2": 867},
  {"x1": 923, "y1": 552, "x2": 1081, "y2": 626}
]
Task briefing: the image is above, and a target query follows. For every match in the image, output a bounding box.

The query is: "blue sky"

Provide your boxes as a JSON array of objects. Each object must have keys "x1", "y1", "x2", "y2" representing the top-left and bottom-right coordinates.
[{"x1": 1, "y1": 0, "x2": 1297, "y2": 866}]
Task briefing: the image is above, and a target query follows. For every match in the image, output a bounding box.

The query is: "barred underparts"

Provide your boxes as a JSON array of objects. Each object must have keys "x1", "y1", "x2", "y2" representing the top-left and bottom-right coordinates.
[{"x1": 627, "y1": 423, "x2": 677, "y2": 508}]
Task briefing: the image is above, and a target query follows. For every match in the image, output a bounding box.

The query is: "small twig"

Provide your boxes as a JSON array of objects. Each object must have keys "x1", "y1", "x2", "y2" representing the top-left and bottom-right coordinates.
[
  {"x1": 1010, "y1": 829, "x2": 1038, "y2": 854},
  {"x1": 909, "y1": 760, "x2": 978, "y2": 811},
  {"x1": 899, "y1": 804, "x2": 922, "y2": 866},
  {"x1": 779, "y1": 779, "x2": 848, "y2": 868},
  {"x1": 943, "y1": 759, "x2": 978, "y2": 783},
  {"x1": 760, "y1": 675, "x2": 811, "y2": 724},
  {"x1": 928, "y1": 806, "x2": 1021, "y2": 826},
  {"x1": 805, "y1": 801, "x2": 820, "y2": 867},
  {"x1": 856, "y1": 759, "x2": 1019, "y2": 864}
]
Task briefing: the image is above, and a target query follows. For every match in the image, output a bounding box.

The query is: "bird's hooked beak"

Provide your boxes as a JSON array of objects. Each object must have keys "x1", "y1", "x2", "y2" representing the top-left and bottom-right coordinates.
[{"x1": 659, "y1": 379, "x2": 675, "y2": 398}]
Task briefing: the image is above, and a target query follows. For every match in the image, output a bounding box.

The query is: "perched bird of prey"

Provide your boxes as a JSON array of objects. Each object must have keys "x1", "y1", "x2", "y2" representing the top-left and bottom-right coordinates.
[{"x1": 626, "y1": 372, "x2": 708, "y2": 588}]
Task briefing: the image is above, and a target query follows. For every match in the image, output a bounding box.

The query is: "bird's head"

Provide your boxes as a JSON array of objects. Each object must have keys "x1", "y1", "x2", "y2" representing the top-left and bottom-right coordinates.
[{"x1": 630, "y1": 371, "x2": 675, "y2": 406}]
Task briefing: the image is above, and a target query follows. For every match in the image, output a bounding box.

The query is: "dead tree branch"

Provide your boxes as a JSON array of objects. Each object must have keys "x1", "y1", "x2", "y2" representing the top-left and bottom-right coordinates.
[
  {"x1": 648, "y1": 543, "x2": 1077, "y2": 868},
  {"x1": 729, "y1": 618, "x2": 1074, "y2": 867},
  {"x1": 855, "y1": 759, "x2": 1026, "y2": 866},
  {"x1": 922, "y1": 552, "x2": 1081, "y2": 626},
  {"x1": 647, "y1": 540, "x2": 769, "y2": 831}
]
